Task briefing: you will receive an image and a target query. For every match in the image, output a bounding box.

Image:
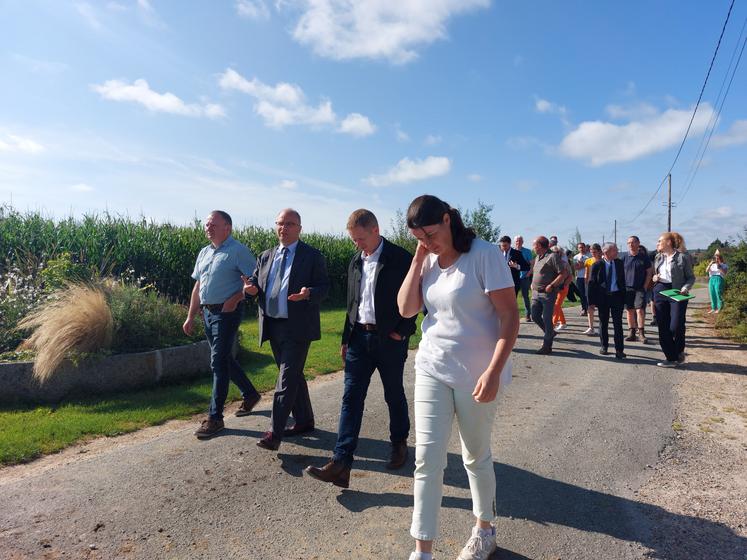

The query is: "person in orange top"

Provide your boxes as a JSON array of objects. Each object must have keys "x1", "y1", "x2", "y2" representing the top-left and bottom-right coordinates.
[
  {"x1": 551, "y1": 246, "x2": 573, "y2": 331},
  {"x1": 582, "y1": 243, "x2": 602, "y2": 335}
]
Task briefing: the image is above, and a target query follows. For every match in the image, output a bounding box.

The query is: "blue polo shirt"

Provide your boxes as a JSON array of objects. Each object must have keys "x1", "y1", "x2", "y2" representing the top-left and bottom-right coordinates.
[
  {"x1": 519, "y1": 247, "x2": 533, "y2": 279},
  {"x1": 191, "y1": 235, "x2": 256, "y2": 304}
]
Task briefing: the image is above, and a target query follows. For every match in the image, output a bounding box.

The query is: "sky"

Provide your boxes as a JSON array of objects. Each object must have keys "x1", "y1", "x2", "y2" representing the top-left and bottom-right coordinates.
[{"x1": 1, "y1": 0, "x2": 746, "y2": 250}]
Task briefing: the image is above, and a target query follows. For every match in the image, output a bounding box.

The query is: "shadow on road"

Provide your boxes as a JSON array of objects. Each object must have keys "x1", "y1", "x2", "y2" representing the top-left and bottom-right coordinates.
[{"x1": 335, "y1": 456, "x2": 746, "y2": 560}]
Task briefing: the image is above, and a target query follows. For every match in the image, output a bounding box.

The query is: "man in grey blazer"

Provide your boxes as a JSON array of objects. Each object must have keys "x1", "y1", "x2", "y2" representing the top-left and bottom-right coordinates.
[{"x1": 242, "y1": 208, "x2": 329, "y2": 450}]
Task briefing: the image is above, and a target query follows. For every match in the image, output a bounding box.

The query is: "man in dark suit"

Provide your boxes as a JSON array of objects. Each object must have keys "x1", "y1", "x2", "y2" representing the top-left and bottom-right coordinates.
[
  {"x1": 498, "y1": 235, "x2": 530, "y2": 294},
  {"x1": 242, "y1": 208, "x2": 329, "y2": 450},
  {"x1": 588, "y1": 242, "x2": 626, "y2": 359},
  {"x1": 304, "y1": 209, "x2": 416, "y2": 488}
]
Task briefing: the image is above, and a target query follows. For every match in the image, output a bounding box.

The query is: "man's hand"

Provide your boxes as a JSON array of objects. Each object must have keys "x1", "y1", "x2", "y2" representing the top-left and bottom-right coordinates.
[
  {"x1": 388, "y1": 332, "x2": 403, "y2": 341},
  {"x1": 241, "y1": 275, "x2": 258, "y2": 296},
  {"x1": 544, "y1": 284, "x2": 555, "y2": 293},
  {"x1": 288, "y1": 287, "x2": 310, "y2": 301},
  {"x1": 472, "y1": 370, "x2": 500, "y2": 403},
  {"x1": 182, "y1": 316, "x2": 194, "y2": 336},
  {"x1": 340, "y1": 344, "x2": 347, "y2": 362}
]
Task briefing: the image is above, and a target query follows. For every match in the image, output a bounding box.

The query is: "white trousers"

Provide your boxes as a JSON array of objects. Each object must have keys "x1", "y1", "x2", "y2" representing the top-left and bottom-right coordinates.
[{"x1": 410, "y1": 370, "x2": 499, "y2": 541}]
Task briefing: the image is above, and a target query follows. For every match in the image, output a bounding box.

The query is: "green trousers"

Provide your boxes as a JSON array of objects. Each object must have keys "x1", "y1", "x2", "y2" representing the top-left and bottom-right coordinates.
[{"x1": 709, "y1": 275, "x2": 725, "y2": 310}]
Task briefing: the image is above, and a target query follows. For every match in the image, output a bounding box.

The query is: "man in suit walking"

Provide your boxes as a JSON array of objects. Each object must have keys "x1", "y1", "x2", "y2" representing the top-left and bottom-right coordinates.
[
  {"x1": 588, "y1": 242, "x2": 626, "y2": 359},
  {"x1": 498, "y1": 236, "x2": 530, "y2": 295},
  {"x1": 242, "y1": 208, "x2": 329, "y2": 450},
  {"x1": 304, "y1": 209, "x2": 417, "y2": 488}
]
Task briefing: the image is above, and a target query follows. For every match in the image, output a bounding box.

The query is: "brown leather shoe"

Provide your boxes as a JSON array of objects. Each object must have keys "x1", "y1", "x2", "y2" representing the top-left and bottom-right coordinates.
[
  {"x1": 283, "y1": 422, "x2": 315, "y2": 437},
  {"x1": 194, "y1": 418, "x2": 225, "y2": 439},
  {"x1": 386, "y1": 441, "x2": 408, "y2": 470},
  {"x1": 304, "y1": 460, "x2": 351, "y2": 488},
  {"x1": 256, "y1": 431, "x2": 281, "y2": 450},
  {"x1": 235, "y1": 393, "x2": 261, "y2": 417}
]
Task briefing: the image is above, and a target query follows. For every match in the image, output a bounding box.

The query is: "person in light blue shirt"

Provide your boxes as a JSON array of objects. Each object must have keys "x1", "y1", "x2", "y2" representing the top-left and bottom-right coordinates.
[
  {"x1": 514, "y1": 235, "x2": 534, "y2": 322},
  {"x1": 183, "y1": 210, "x2": 261, "y2": 439}
]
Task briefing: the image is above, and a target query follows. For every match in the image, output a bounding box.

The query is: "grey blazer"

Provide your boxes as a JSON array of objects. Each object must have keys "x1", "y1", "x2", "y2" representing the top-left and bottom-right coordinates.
[{"x1": 654, "y1": 251, "x2": 695, "y2": 292}]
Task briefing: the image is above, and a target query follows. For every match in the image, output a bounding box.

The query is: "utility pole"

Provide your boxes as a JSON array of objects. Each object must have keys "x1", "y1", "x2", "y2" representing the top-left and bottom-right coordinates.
[
  {"x1": 661, "y1": 173, "x2": 676, "y2": 232},
  {"x1": 614, "y1": 219, "x2": 617, "y2": 245}
]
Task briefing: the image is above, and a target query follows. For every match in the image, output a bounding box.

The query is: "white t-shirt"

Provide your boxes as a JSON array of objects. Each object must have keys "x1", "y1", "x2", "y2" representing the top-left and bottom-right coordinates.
[
  {"x1": 573, "y1": 252, "x2": 591, "y2": 278},
  {"x1": 415, "y1": 238, "x2": 515, "y2": 392},
  {"x1": 708, "y1": 262, "x2": 728, "y2": 278}
]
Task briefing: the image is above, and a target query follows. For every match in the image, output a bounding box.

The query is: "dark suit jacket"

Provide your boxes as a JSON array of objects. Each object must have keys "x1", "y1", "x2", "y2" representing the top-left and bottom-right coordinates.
[
  {"x1": 587, "y1": 258, "x2": 625, "y2": 307},
  {"x1": 250, "y1": 240, "x2": 329, "y2": 344},
  {"x1": 341, "y1": 238, "x2": 417, "y2": 345},
  {"x1": 500, "y1": 247, "x2": 530, "y2": 288}
]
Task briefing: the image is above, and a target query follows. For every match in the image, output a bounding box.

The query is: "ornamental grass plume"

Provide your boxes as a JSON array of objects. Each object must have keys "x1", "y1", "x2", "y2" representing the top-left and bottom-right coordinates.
[{"x1": 18, "y1": 283, "x2": 113, "y2": 383}]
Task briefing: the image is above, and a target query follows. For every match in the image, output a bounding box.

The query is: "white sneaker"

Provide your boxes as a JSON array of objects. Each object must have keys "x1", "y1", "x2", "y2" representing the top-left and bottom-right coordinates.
[
  {"x1": 554, "y1": 323, "x2": 566, "y2": 332},
  {"x1": 657, "y1": 360, "x2": 678, "y2": 368},
  {"x1": 408, "y1": 553, "x2": 432, "y2": 560},
  {"x1": 584, "y1": 327, "x2": 597, "y2": 336},
  {"x1": 457, "y1": 526, "x2": 497, "y2": 560}
]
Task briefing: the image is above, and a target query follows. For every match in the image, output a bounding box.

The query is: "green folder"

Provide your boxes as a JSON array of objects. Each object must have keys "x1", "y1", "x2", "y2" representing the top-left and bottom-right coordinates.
[{"x1": 660, "y1": 288, "x2": 695, "y2": 302}]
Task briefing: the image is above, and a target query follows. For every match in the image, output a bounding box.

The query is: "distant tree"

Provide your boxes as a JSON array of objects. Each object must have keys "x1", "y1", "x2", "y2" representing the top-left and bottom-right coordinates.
[
  {"x1": 461, "y1": 201, "x2": 501, "y2": 243},
  {"x1": 388, "y1": 209, "x2": 417, "y2": 253},
  {"x1": 706, "y1": 238, "x2": 728, "y2": 255},
  {"x1": 567, "y1": 227, "x2": 583, "y2": 251}
]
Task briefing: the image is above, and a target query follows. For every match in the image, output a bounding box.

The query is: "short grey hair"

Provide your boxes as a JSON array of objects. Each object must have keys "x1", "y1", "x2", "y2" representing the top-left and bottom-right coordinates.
[{"x1": 602, "y1": 242, "x2": 617, "y2": 253}]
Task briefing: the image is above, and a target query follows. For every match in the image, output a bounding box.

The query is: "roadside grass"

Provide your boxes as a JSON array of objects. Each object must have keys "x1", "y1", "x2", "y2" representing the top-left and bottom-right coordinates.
[
  {"x1": 0, "y1": 308, "x2": 421, "y2": 466},
  {"x1": 0, "y1": 294, "x2": 573, "y2": 466}
]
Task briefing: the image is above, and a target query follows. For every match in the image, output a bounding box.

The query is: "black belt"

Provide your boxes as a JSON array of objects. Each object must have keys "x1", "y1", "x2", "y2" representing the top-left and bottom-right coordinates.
[
  {"x1": 355, "y1": 322, "x2": 377, "y2": 332},
  {"x1": 200, "y1": 303, "x2": 224, "y2": 313}
]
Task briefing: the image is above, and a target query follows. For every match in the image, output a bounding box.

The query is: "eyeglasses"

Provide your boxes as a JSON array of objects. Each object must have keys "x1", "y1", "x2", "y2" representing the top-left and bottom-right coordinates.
[{"x1": 275, "y1": 221, "x2": 299, "y2": 228}]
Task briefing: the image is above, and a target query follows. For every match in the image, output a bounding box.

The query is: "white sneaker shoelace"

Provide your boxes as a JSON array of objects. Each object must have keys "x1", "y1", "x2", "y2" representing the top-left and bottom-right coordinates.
[{"x1": 457, "y1": 527, "x2": 496, "y2": 560}]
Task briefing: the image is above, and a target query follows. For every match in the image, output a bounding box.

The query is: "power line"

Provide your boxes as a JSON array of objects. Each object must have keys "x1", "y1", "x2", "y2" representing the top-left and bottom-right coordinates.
[
  {"x1": 678, "y1": 16, "x2": 747, "y2": 204},
  {"x1": 624, "y1": 0, "x2": 736, "y2": 226}
]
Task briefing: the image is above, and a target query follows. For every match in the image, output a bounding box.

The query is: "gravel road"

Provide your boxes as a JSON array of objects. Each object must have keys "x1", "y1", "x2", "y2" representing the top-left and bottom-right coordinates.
[{"x1": 2, "y1": 290, "x2": 744, "y2": 559}]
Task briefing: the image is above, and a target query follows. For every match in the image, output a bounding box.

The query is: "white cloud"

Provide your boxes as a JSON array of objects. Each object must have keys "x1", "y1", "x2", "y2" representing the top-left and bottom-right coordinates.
[
  {"x1": 712, "y1": 119, "x2": 747, "y2": 148},
  {"x1": 365, "y1": 156, "x2": 451, "y2": 187},
  {"x1": 219, "y1": 68, "x2": 373, "y2": 135},
  {"x1": 467, "y1": 173, "x2": 482, "y2": 182},
  {"x1": 338, "y1": 113, "x2": 376, "y2": 137},
  {"x1": 535, "y1": 97, "x2": 565, "y2": 115},
  {"x1": 236, "y1": 0, "x2": 270, "y2": 20},
  {"x1": 424, "y1": 134, "x2": 442, "y2": 146},
  {"x1": 703, "y1": 206, "x2": 733, "y2": 219},
  {"x1": 605, "y1": 102, "x2": 658, "y2": 120},
  {"x1": 0, "y1": 133, "x2": 45, "y2": 154},
  {"x1": 287, "y1": 0, "x2": 490, "y2": 64},
  {"x1": 558, "y1": 104, "x2": 715, "y2": 166},
  {"x1": 395, "y1": 124, "x2": 410, "y2": 142},
  {"x1": 278, "y1": 179, "x2": 298, "y2": 189},
  {"x1": 75, "y1": 2, "x2": 105, "y2": 31},
  {"x1": 70, "y1": 183, "x2": 94, "y2": 192},
  {"x1": 91, "y1": 79, "x2": 225, "y2": 119},
  {"x1": 11, "y1": 53, "x2": 68, "y2": 75}
]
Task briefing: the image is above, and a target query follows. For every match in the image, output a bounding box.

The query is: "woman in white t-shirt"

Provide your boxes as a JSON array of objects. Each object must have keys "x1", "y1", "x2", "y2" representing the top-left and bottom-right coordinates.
[
  {"x1": 397, "y1": 195, "x2": 519, "y2": 560},
  {"x1": 707, "y1": 253, "x2": 728, "y2": 313}
]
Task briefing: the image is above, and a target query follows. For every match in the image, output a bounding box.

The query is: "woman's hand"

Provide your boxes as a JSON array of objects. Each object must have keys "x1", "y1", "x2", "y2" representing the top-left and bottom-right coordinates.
[
  {"x1": 472, "y1": 369, "x2": 501, "y2": 403},
  {"x1": 414, "y1": 240, "x2": 430, "y2": 263}
]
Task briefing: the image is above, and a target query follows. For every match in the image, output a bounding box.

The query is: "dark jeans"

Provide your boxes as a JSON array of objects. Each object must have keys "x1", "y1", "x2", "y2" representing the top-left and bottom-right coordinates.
[
  {"x1": 531, "y1": 292, "x2": 558, "y2": 348},
  {"x1": 653, "y1": 282, "x2": 688, "y2": 361},
  {"x1": 203, "y1": 305, "x2": 259, "y2": 421},
  {"x1": 333, "y1": 328, "x2": 410, "y2": 467},
  {"x1": 519, "y1": 276, "x2": 531, "y2": 317},
  {"x1": 267, "y1": 319, "x2": 314, "y2": 438},
  {"x1": 597, "y1": 291, "x2": 625, "y2": 354},
  {"x1": 575, "y1": 277, "x2": 588, "y2": 311}
]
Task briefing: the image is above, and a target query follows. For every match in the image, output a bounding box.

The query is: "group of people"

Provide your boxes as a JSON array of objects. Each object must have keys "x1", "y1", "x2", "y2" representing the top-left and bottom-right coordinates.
[
  {"x1": 502, "y1": 232, "x2": 698, "y2": 369},
  {"x1": 183, "y1": 198, "x2": 704, "y2": 560}
]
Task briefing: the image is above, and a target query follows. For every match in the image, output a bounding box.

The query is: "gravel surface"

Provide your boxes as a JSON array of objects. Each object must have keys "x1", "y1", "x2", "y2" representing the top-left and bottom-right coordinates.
[{"x1": 1, "y1": 288, "x2": 744, "y2": 559}]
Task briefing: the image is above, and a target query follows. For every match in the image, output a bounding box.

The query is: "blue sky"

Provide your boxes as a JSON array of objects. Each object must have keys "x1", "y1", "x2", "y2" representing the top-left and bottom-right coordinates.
[{"x1": 1, "y1": 0, "x2": 746, "y2": 249}]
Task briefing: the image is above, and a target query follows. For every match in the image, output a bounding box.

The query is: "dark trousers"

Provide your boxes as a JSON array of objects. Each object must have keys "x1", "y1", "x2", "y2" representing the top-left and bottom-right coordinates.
[
  {"x1": 333, "y1": 327, "x2": 410, "y2": 467},
  {"x1": 597, "y1": 291, "x2": 625, "y2": 354},
  {"x1": 519, "y1": 277, "x2": 531, "y2": 317},
  {"x1": 575, "y1": 277, "x2": 588, "y2": 311},
  {"x1": 531, "y1": 292, "x2": 558, "y2": 348},
  {"x1": 653, "y1": 282, "x2": 688, "y2": 361},
  {"x1": 266, "y1": 319, "x2": 314, "y2": 438},
  {"x1": 203, "y1": 305, "x2": 259, "y2": 421}
]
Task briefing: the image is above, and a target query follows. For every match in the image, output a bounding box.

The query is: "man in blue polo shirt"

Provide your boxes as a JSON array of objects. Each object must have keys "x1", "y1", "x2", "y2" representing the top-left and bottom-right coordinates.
[{"x1": 183, "y1": 210, "x2": 260, "y2": 439}]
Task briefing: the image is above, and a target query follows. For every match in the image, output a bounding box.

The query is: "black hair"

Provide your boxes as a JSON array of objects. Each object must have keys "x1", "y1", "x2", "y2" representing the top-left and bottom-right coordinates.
[
  {"x1": 499, "y1": 235, "x2": 511, "y2": 244},
  {"x1": 406, "y1": 195, "x2": 476, "y2": 253}
]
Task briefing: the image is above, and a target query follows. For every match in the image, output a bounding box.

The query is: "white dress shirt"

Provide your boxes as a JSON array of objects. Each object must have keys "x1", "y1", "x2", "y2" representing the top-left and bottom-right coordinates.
[
  {"x1": 356, "y1": 239, "x2": 384, "y2": 324},
  {"x1": 657, "y1": 254, "x2": 673, "y2": 283}
]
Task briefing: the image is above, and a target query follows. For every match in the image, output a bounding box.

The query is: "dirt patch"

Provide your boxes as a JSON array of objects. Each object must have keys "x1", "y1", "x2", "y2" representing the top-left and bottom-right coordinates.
[{"x1": 635, "y1": 305, "x2": 747, "y2": 559}]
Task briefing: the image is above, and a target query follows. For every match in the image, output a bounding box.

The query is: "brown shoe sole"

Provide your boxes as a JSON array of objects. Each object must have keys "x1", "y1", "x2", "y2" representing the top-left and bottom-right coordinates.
[
  {"x1": 195, "y1": 425, "x2": 225, "y2": 439},
  {"x1": 235, "y1": 395, "x2": 261, "y2": 417},
  {"x1": 303, "y1": 468, "x2": 349, "y2": 488}
]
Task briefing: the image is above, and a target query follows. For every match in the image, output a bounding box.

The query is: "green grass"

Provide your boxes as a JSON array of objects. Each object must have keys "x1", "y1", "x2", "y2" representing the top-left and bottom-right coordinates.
[{"x1": 0, "y1": 307, "x2": 422, "y2": 466}]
